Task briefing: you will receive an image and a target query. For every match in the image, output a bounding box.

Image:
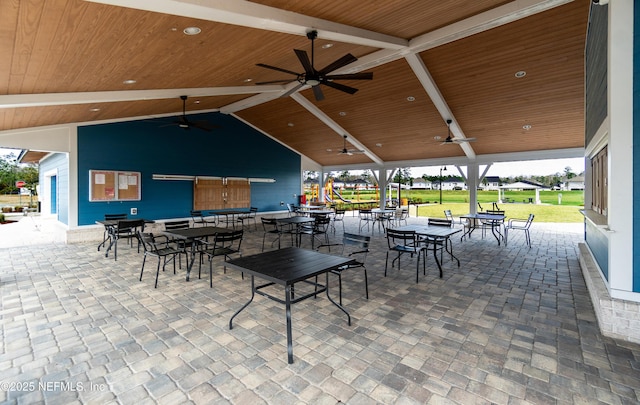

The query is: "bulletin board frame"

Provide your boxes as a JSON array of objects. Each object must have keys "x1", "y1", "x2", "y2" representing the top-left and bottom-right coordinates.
[{"x1": 89, "y1": 170, "x2": 141, "y2": 202}]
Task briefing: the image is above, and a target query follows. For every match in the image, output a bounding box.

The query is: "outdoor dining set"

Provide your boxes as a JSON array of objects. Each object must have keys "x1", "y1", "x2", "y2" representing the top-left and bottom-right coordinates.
[{"x1": 95, "y1": 203, "x2": 534, "y2": 363}]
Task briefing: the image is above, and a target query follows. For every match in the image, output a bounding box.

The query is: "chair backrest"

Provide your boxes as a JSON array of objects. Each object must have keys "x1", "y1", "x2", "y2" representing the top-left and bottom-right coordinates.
[
  {"x1": 444, "y1": 209, "x2": 453, "y2": 221},
  {"x1": 343, "y1": 233, "x2": 370, "y2": 250},
  {"x1": 117, "y1": 219, "x2": 145, "y2": 233},
  {"x1": 105, "y1": 213, "x2": 127, "y2": 220},
  {"x1": 248, "y1": 207, "x2": 258, "y2": 216},
  {"x1": 342, "y1": 233, "x2": 370, "y2": 263},
  {"x1": 334, "y1": 208, "x2": 345, "y2": 218},
  {"x1": 214, "y1": 230, "x2": 243, "y2": 250},
  {"x1": 137, "y1": 232, "x2": 159, "y2": 252},
  {"x1": 261, "y1": 217, "x2": 278, "y2": 231},
  {"x1": 359, "y1": 209, "x2": 372, "y2": 219},
  {"x1": 314, "y1": 215, "x2": 331, "y2": 231},
  {"x1": 165, "y1": 220, "x2": 190, "y2": 231},
  {"x1": 486, "y1": 210, "x2": 505, "y2": 216},
  {"x1": 525, "y1": 214, "x2": 535, "y2": 228},
  {"x1": 477, "y1": 202, "x2": 484, "y2": 212},
  {"x1": 386, "y1": 229, "x2": 417, "y2": 248},
  {"x1": 428, "y1": 218, "x2": 453, "y2": 228}
]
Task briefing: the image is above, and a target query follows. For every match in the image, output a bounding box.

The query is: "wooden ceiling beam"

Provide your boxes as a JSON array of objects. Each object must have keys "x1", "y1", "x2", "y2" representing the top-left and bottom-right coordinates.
[
  {"x1": 83, "y1": 0, "x2": 408, "y2": 49},
  {"x1": 289, "y1": 93, "x2": 383, "y2": 166}
]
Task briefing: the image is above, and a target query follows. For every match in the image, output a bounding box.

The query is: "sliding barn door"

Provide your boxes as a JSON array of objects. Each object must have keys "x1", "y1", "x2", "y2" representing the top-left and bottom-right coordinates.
[
  {"x1": 193, "y1": 178, "x2": 250, "y2": 210},
  {"x1": 193, "y1": 178, "x2": 225, "y2": 210}
]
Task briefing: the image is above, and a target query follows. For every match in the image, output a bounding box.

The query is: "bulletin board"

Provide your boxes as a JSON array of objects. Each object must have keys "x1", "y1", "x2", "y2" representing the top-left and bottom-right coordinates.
[{"x1": 90, "y1": 170, "x2": 141, "y2": 201}]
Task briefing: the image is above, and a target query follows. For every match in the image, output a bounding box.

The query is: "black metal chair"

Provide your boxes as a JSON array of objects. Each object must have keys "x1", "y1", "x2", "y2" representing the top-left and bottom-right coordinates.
[
  {"x1": 298, "y1": 215, "x2": 330, "y2": 250},
  {"x1": 138, "y1": 232, "x2": 182, "y2": 288},
  {"x1": 198, "y1": 229, "x2": 244, "y2": 287},
  {"x1": 110, "y1": 219, "x2": 145, "y2": 260},
  {"x1": 385, "y1": 229, "x2": 426, "y2": 283},
  {"x1": 163, "y1": 220, "x2": 192, "y2": 268},
  {"x1": 423, "y1": 218, "x2": 454, "y2": 273},
  {"x1": 504, "y1": 214, "x2": 535, "y2": 247},
  {"x1": 332, "y1": 233, "x2": 370, "y2": 305},
  {"x1": 482, "y1": 209, "x2": 506, "y2": 240},
  {"x1": 261, "y1": 217, "x2": 283, "y2": 251},
  {"x1": 237, "y1": 207, "x2": 258, "y2": 230},
  {"x1": 358, "y1": 209, "x2": 374, "y2": 232},
  {"x1": 330, "y1": 208, "x2": 345, "y2": 233},
  {"x1": 99, "y1": 213, "x2": 127, "y2": 252},
  {"x1": 191, "y1": 210, "x2": 217, "y2": 227}
]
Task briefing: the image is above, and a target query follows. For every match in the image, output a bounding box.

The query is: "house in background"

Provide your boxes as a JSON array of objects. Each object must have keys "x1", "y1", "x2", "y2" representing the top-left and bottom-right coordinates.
[
  {"x1": 411, "y1": 177, "x2": 432, "y2": 189},
  {"x1": 480, "y1": 176, "x2": 501, "y2": 190},
  {"x1": 564, "y1": 175, "x2": 585, "y2": 190}
]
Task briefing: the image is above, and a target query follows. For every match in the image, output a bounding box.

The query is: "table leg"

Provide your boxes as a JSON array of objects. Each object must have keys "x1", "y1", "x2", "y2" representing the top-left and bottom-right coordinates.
[
  {"x1": 491, "y1": 222, "x2": 503, "y2": 245},
  {"x1": 325, "y1": 272, "x2": 351, "y2": 326},
  {"x1": 185, "y1": 241, "x2": 198, "y2": 281},
  {"x1": 432, "y1": 241, "x2": 443, "y2": 278},
  {"x1": 285, "y1": 284, "x2": 294, "y2": 364},
  {"x1": 230, "y1": 276, "x2": 255, "y2": 329}
]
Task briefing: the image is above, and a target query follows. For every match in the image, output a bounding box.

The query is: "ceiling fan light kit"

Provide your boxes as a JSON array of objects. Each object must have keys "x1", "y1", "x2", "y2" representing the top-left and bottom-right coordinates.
[
  {"x1": 441, "y1": 119, "x2": 476, "y2": 145},
  {"x1": 256, "y1": 30, "x2": 373, "y2": 101}
]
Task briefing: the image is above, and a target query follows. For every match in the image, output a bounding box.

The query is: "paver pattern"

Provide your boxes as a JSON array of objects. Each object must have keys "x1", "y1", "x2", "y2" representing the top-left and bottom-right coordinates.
[{"x1": 1, "y1": 214, "x2": 639, "y2": 404}]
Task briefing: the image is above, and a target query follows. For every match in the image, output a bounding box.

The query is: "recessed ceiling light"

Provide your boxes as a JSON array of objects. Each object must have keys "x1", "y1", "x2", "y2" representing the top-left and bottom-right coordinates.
[
  {"x1": 243, "y1": 78, "x2": 252, "y2": 83},
  {"x1": 321, "y1": 43, "x2": 333, "y2": 49},
  {"x1": 194, "y1": 100, "x2": 200, "y2": 104},
  {"x1": 407, "y1": 96, "x2": 415, "y2": 102},
  {"x1": 523, "y1": 124, "x2": 532, "y2": 130},
  {"x1": 287, "y1": 122, "x2": 294, "y2": 127},
  {"x1": 338, "y1": 111, "x2": 346, "y2": 116},
  {"x1": 89, "y1": 108, "x2": 100, "y2": 112},
  {"x1": 183, "y1": 26, "x2": 201, "y2": 35},
  {"x1": 434, "y1": 136, "x2": 442, "y2": 141},
  {"x1": 376, "y1": 143, "x2": 382, "y2": 147},
  {"x1": 122, "y1": 79, "x2": 136, "y2": 85},
  {"x1": 515, "y1": 71, "x2": 526, "y2": 78},
  {"x1": 326, "y1": 148, "x2": 332, "y2": 152}
]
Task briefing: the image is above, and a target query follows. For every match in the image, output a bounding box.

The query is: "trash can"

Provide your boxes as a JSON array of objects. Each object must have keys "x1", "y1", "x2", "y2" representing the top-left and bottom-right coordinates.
[
  {"x1": 298, "y1": 194, "x2": 306, "y2": 205},
  {"x1": 401, "y1": 198, "x2": 408, "y2": 206}
]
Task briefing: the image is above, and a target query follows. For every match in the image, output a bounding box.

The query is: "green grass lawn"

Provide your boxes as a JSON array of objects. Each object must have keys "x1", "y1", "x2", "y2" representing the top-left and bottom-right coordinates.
[
  {"x1": 413, "y1": 202, "x2": 584, "y2": 223},
  {"x1": 322, "y1": 189, "x2": 585, "y2": 223}
]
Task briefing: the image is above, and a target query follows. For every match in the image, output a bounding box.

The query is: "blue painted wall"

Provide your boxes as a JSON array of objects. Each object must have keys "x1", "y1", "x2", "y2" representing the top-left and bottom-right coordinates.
[
  {"x1": 77, "y1": 112, "x2": 300, "y2": 225},
  {"x1": 634, "y1": 1, "x2": 640, "y2": 292},
  {"x1": 40, "y1": 153, "x2": 69, "y2": 225}
]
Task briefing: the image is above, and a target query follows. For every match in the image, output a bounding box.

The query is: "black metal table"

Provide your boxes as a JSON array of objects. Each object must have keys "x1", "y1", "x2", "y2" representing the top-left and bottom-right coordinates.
[
  {"x1": 460, "y1": 213, "x2": 506, "y2": 244},
  {"x1": 96, "y1": 218, "x2": 151, "y2": 259},
  {"x1": 394, "y1": 225, "x2": 461, "y2": 277},
  {"x1": 226, "y1": 247, "x2": 354, "y2": 364},
  {"x1": 163, "y1": 226, "x2": 232, "y2": 281},
  {"x1": 276, "y1": 216, "x2": 315, "y2": 247}
]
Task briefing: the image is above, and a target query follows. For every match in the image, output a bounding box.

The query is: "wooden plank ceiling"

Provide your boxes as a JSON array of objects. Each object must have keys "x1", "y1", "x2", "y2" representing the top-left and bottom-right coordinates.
[{"x1": 0, "y1": 0, "x2": 590, "y2": 170}]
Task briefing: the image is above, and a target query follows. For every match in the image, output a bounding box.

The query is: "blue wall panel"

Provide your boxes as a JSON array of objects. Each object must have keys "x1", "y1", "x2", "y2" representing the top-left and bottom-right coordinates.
[{"x1": 77, "y1": 112, "x2": 300, "y2": 225}]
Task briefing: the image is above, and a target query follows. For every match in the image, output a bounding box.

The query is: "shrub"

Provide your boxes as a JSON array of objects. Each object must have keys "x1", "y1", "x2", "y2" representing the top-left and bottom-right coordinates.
[{"x1": 0, "y1": 213, "x2": 4, "y2": 222}]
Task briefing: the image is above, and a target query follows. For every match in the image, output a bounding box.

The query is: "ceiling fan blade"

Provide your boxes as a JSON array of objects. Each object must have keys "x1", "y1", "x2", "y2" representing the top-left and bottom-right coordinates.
[
  {"x1": 312, "y1": 85, "x2": 325, "y2": 101},
  {"x1": 190, "y1": 121, "x2": 213, "y2": 132},
  {"x1": 325, "y1": 72, "x2": 373, "y2": 81},
  {"x1": 318, "y1": 53, "x2": 357, "y2": 75},
  {"x1": 280, "y1": 82, "x2": 305, "y2": 98},
  {"x1": 294, "y1": 49, "x2": 314, "y2": 75},
  {"x1": 452, "y1": 137, "x2": 477, "y2": 143},
  {"x1": 256, "y1": 63, "x2": 300, "y2": 76},
  {"x1": 322, "y1": 80, "x2": 359, "y2": 95},
  {"x1": 255, "y1": 79, "x2": 295, "y2": 85}
]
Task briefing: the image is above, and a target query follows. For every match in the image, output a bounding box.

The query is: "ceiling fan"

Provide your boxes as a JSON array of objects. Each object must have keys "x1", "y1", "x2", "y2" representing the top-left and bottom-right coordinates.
[
  {"x1": 162, "y1": 95, "x2": 214, "y2": 132},
  {"x1": 335, "y1": 135, "x2": 365, "y2": 156},
  {"x1": 440, "y1": 119, "x2": 476, "y2": 145},
  {"x1": 255, "y1": 30, "x2": 373, "y2": 101}
]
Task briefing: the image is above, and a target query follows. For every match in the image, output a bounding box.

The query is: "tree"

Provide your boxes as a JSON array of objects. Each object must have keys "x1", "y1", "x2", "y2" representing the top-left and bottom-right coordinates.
[
  {"x1": 393, "y1": 168, "x2": 412, "y2": 186},
  {"x1": 564, "y1": 166, "x2": 576, "y2": 179},
  {"x1": 0, "y1": 152, "x2": 39, "y2": 196}
]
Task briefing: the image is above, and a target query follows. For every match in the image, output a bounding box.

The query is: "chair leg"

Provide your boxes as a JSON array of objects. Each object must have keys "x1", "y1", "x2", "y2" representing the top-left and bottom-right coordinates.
[
  {"x1": 154, "y1": 259, "x2": 161, "y2": 288},
  {"x1": 140, "y1": 255, "x2": 147, "y2": 281},
  {"x1": 338, "y1": 272, "x2": 343, "y2": 306},
  {"x1": 210, "y1": 257, "x2": 214, "y2": 288},
  {"x1": 363, "y1": 267, "x2": 368, "y2": 299},
  {"x1": 384, "y1": 252, "x2": 389, "y2": 277}
]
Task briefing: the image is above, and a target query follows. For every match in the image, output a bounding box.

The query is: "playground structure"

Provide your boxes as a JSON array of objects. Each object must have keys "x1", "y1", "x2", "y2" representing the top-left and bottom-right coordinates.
[{"x1": 304, "y1": 179, "x2": 381, "y2": 206}]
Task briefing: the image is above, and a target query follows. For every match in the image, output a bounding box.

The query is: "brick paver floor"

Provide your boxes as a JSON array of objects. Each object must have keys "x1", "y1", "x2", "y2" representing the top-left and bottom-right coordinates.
[{"x1": 1, "y1": 214, "x2": 639, "y2": 404}]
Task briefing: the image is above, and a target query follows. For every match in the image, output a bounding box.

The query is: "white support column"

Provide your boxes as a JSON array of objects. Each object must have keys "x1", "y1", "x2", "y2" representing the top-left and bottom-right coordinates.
[
  {"x1": 607, "y1": 0, "x2": 634, "y2": 296},
  {"x1": 467, "y1": 163, "x2": 479, "y2": 214},
  {"x1": 319, "y1": 169, "x2": 326, "y2": 203}
]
